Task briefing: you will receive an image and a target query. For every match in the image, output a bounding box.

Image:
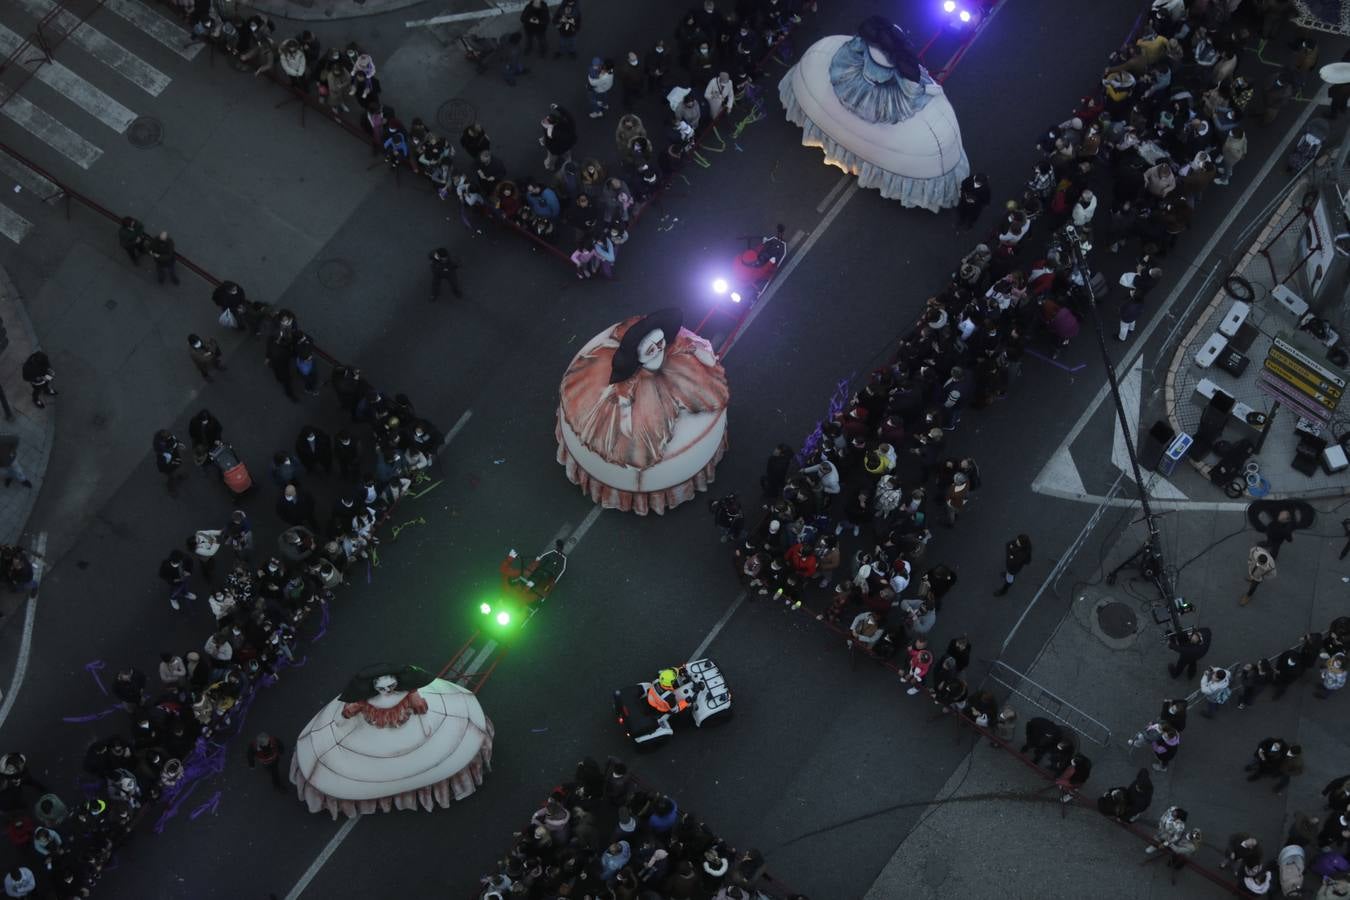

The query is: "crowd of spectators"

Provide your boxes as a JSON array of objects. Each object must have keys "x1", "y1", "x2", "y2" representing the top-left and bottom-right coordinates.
[
  {"x1": 478, "y1": 758, "x2": 794, "y2": 900},
  {"x1": 3, "y1": 287, "x2": 446, "y2": 896},
  {"x1": 165, "y1": 0, "x2": 816, "y2": 281}
]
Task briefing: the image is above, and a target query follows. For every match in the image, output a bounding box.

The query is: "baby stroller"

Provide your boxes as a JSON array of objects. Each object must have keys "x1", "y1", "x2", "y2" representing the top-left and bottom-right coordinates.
[
  {"x1": 1287, "y1": 118, "x2": 1329, "y2": 173},
  {"x1": 208, "y1": 442, "x2": 252, "y2": 498},
  {"x1": 460, "y1": 33, "x2": 503, "y2": 74}
]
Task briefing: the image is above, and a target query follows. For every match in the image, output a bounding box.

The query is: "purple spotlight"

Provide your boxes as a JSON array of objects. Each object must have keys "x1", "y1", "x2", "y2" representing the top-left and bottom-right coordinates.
[
  {"x1": 942, "y1": 0, "x2": 956, "y2": 10},
  {"x1": 959, "y1": 8, "x2": 971, "y2": 21}
]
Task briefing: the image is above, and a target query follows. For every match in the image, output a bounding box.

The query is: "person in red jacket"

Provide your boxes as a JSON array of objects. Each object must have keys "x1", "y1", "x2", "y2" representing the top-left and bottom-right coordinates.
[
  {"x1": 247, "y1": 733, "x2": 286, "y2": 792},
  {"x1": 785, "y1": 542, "x2": 818, "y2": 579}
]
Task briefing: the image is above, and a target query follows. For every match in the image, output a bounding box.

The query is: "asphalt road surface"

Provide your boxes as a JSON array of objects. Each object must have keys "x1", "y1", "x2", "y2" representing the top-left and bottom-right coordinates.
[{"x1": 0, "y1": 0, "x2": 1332, "y2": 897}]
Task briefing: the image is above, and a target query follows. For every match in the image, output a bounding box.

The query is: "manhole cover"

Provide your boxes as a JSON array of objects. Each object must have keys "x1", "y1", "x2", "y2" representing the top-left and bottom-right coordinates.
[
  {"x1": 127, "y1": 116, "x2": 162, "y2": 149},
  {"x1": 437, "y1": 98, "x2": 476, "y2": 136},
  {"x1": 317, "y1": 258, "x2": 354, "y2": 289},
  {"x1": 1096, "y1": 600, "x2": 1137, "y2": 639}
]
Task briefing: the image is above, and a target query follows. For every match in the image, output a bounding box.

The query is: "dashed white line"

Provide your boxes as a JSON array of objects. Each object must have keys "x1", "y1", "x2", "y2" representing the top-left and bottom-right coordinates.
[
  {"x1": 720, "y1": 183, "x2": 860, "y2": 358},
  {"x1": 690, "y1": 591, "x2": 745, "y2": 661},
  {"x1": 815, "y1": 174, "x2": 851, "y2": 213},
  {"x1": 283, "y1": 816, "x2": 360, "y2": 900},
  {"x1": 442, "y1": 408, "x2": 472, "y2": 446}
]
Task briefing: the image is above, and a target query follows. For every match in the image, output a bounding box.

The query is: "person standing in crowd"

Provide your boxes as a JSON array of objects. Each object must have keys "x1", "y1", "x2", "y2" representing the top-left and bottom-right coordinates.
[
  {"x1": 587, "y1": 57, "x2": 614, "y2": 119},
  {"x1": 118, "y1": 216, "x2": 147, "y2": 265},
  {"x1": 761, "y1": 443, "x2": 793, "y2": 499},
  {"x1": 159, "y1": 549, "x2": 195, "y2": 612},
  {"x1": 1167, "y1": 626, "x2": 1212, "y2": 680},
  {"x1": 149, "y1": 230, "x2": 180, "y2": 285},
  {"x1": 247, "y1": 732, "x2": 286, "y2": 792},
  {"x1": 1151, "y1": 721, "x2": 1180, "y2": 772},
  {"x1": 21, "y1": 352, "x2": 57, "y2": 409},
  {"x1": 295, "y1": 426, "x2": 332, "y2": 476},
  {"x1": 1244, "y1": 736, "x2": 1290, "y2": 784},
  {"x1": 1199, "y1": 666, "x2": 1231, "y2": 719},
  {"x1": 1260, "y1": 508, "x2": 1297, "y2": 558},
  {"x1": 158, "y1": 653, "x2": 187, "y2": 690},
  {"x1": 187, "y1": 334, "x2": 226, "y2": 381},
  {"x1": 428, "y1": 248, "x2": 462, "y2": 301},
  {"x1": 153, "y1": 430, "x2": 186, "y2": 496},
  {"x1": 956, "y1": 173, "x2": 991, "y2": 231},
  {"x1": 995, "y1": 533, "x2": 1032, "y2": 596},
  {"x1": 553, "y1": 0, "x2": 581, "y2": 60},
  {"x1": 519, "y1": 0, "x2": 550, "y2": 58}
]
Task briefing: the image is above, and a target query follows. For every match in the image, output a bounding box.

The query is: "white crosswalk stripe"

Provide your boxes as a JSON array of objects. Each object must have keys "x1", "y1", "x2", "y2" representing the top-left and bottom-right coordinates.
[
  {"x1": 102, "y1": 0, "x2": 203, "y2": 62},
  {"x1": 0, "y1": 0, "x2": 210, "y2": 243},
  {"x1": 0, "y1": 24, "x2": 138, "y2": 133},
  {"x1": 0, "y1": 203, "x2": 36, "y2": 245},
  {"x1": 0, "y1": 93, "x2": 102, "y2": 169},
  {"x1": 0, "y1": 152, "x2": 60, "y2": 199},
  {"x1": 12, "y1": 0, "x2": 171, "y2": 96}
]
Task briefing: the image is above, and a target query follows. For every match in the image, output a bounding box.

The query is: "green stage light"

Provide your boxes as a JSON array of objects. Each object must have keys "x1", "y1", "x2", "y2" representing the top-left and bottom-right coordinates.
[
  {"x1": 479, "y1": 602, "x2": 492, "y2": 615},
  {"x1": 495, "y1": 611, "x2": 512, "y2": 626}
]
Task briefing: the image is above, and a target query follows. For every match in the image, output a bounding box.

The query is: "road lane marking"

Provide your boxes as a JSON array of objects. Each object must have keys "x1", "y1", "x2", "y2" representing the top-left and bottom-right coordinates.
[
  {"x1": 720, "y1": 183, "x2": 859, "y2": 358},
  {"x1": 815, "y1": 173, "x2": 851, "y2": 213},
  {"x1": 690, "y1": 591, "x2": 745, "y2": 661},
  {"x1": 442, "y1": 408, "x2": 472, "y2": 446}
]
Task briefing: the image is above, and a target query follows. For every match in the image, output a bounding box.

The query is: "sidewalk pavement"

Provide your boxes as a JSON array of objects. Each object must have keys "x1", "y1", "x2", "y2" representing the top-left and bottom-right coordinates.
[
  {"x1": 0, "y1": 265, "x2": 53, "y2": 613},
  {"x1": 866, "y1": 500, "x2": 1350, "y2": 898}
]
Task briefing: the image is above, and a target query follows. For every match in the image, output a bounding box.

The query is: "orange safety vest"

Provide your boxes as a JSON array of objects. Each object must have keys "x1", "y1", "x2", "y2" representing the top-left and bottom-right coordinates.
[{"x1": 646, "y1": 685, "x2": 687, "y2": 714}]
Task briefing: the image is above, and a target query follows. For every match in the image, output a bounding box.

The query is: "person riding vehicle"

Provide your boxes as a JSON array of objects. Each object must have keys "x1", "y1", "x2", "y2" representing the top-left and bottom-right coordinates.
[
  {"x1": 645, "y1": 668, "x2": 690, "y2": 715},
  {"x1": 730, "y1": 224, "x2": 788, "y2": 297}
]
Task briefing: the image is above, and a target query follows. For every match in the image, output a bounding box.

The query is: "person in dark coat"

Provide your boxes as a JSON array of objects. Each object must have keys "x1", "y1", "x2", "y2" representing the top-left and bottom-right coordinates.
[
  {"x1": 1261, "y1": 508, "x2": 1297, "y2": 559},
  {"x1": 266, "y1": 336, "x2": 298, "y2": 402},
  {"x1": 428, "y1": 247, "x2": 462, "y2": 301},
  {"x1": 247, "y1": 733, "x2": 286, "y2": 792},
  {"x1": 760, "y1": 443, "x2": 793, "y2": 499},
  {"x1": 333, "y1": 431, "x2": 361, "y2": 481},
  {"x1": 1166, "y1": 626, "x2": 1212, "y2": 680},
  {"x1": 276, "y1": 483, "x2": 318, "y2": 531},
  {"x1": 1020, "y1": 716, "x2": 1064, "y2": 766},
  {"x1": 995, "y1": 533, "x2": 1032, "y2": 595},
  {"x1": 1097, "y1": 767, "x2": 1153, "y2": 821},
  {"x1": 956, "y1": 173, "x2": 991, "y2": 230},
  {"x1": 295, "y1": 426, "x2": 332, "y2": 475},
  {"x1": 188, "y1": 409, "x2": 223, "y2": 462},
  {"x1": 153, "y1": 430, "x2": 186, "y2": 495},
  {"x1": 21, "y1": 352, "x2": 57, "y2": 409}
]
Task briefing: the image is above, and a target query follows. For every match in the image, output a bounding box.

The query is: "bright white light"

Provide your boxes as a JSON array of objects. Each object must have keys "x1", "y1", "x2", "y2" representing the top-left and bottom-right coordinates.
[
  {"x1": 959, "y1": 8, "x2": 971, "y2": 20},
  {"x1": 495, "y1": 611, "x2": 512, "y2": 626},
  {"x1": 730, "y1": 292, "x2": 743, "y2": 304},
  {"x1": 942, "y1": 0, "x2": 956, "y2": 11},
  {"x1": 712, "y1": 277, "x2": 728, "y2": 295}
]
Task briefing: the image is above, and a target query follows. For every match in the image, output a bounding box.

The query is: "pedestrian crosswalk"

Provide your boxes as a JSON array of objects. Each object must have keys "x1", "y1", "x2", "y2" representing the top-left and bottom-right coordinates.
[{"x1": 0, "y1": 0, "x2": 201, "y2": 244}]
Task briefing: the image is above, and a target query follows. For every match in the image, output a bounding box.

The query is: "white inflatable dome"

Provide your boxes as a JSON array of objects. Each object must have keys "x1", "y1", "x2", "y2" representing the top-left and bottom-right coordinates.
[{"x1": 780, "y1": 33, "x2": 969, "y2": 212}]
